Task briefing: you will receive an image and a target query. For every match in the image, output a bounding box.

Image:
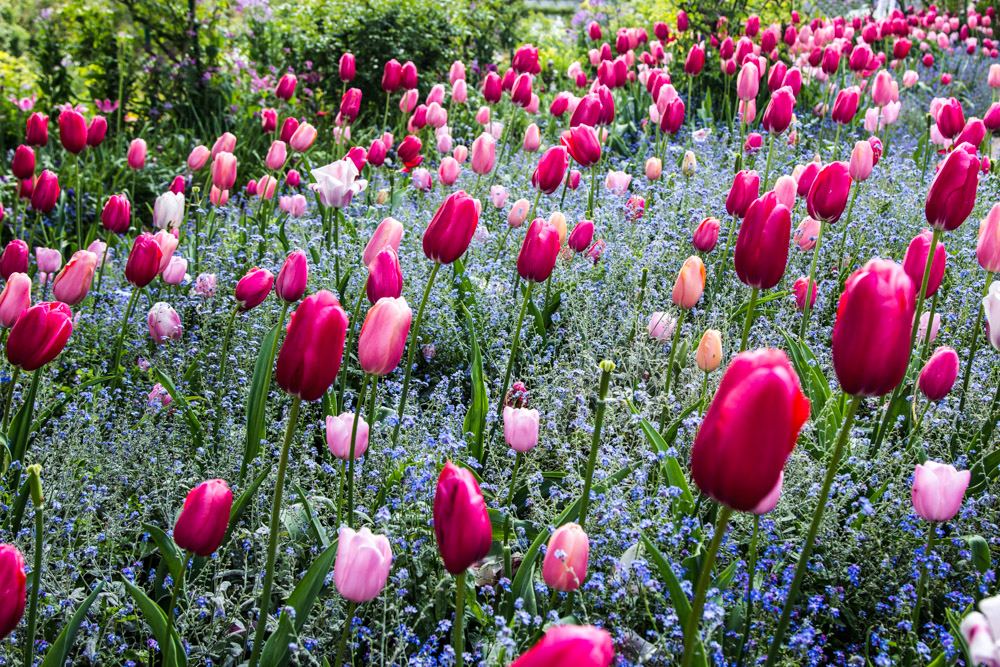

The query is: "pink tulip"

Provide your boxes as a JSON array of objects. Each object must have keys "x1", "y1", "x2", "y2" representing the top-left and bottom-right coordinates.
[
  {"x1": 647, "y1": 312, "x2": 676, "y2": 341},
  {"x1": 275, "y1": 249, "x2": 308, "y2": 303},
  {"x1": 542, "y1": 523, "x2": 589, "y2": 591},
  {"x1": 152, "y1": 230, "x2": 178, "y2": 274},
  {"x1": 471, "y1": 133, "x2": 496, "y2": 175},
  {"x1": 161, "y1": 255, "x2": 188, "y2": 286},
  {"x1": 0, "y1": 273, "x2": 31, "y2": 328},
  {"x1": 326, "y1": 412, "x2": 369, "y2": 460},
  {"x1": 511, "y1": 625, "x2": 613, "y2": 667},
  {"x1": 147, "y1": 302, "x2": 182, "y2": 343},
  {"x1": 849, "y1": 140, "x2": 874, "y2": 182},
  {"x1": 127, "y1": 138, "x2": 147, "y2": 169},
  {"x1": 911, "y1": 461, "x2": 970, "y2": 522},
  {"x1": 334, "y1": 526, "x2": 392, "y2": 603},
  {"x1": 503, "y1": 406, "x2": 540, "y2": 452},
  {"x1": 793, "y1": 276, "x2": 818, "y2": 310},
  {"x1": 918, "y1": 346, "x2": 960, "y2": 401},
  {"x1": 358, "y1": 296, "x2": 412, "y2": 376},
  {"x1": 508, "y1": 199, "x2": 530, "y2": 228},
  {"x1": 366, "y1": 246, "x2": 403, "y2": 304},
  {"x1": 52, "y1": 250, "x2": 97, "y2": 306},
  {"x1": 234, "y1": 267, "x2": 274, "y2": 311},
  {"x1": 978, "y1": 204, "x2": 1000, "y2": 272},
  {"x1": 692, "y1": 217, "x2": 720, "y2": 252},
  {"x1": 363, "y1": 217, "x2": 405, "y2": 266}
]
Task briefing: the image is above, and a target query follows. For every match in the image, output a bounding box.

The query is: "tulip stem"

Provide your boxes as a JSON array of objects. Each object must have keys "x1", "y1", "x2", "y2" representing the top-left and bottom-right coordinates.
[
  {"x1": 75, "y1": 153, "x2": 83, "y2": 249},
  {"x1": 764, "y1": 393, "x2": 862, "y2": 667},
  {"x1": 23, "y1": 489, "x2": 44, "y2": 667},
  {"x1": 109, "y1": 287, "x2": 141, "y2": 391},
  {"x1": 502, "y1": 451, "x2": 524, "y2": 584},
  {"x1": 953, "y1": 272, "x2": 993, "y2": 426},
  {"x1": 735, "y1": 515, "x2": 760, "y2": 667},
  {"x1": 346, "y1": 375, "x2": 371, "y2": 529},
  {"x1": 495, "y1": 281, "x2": 534, "y2": 427},
  {"x1": 579, "y1": 360, "x2": 613, "y2": 531},
  {"x1": 762, "y1": 133, "x2": 775, "y2": 189},
  {"x1": 166, "y1": 551, "x2": 191, "y2": 626},
  {"x1": 680, "y1": 505, "x2": 733, "y2": 667},
  {"x1": 739, "y1": 287, "x2": 760, "y2": 353},
  {"x1": 587, "y1": 165, "x2": 598, "y2": 219},
  {"x1": 709, "y1": 215, "x2": 739, "y2": 303},
  {"x1": 338, "y1": 276, "x2": 369, "y2": 412},
  {"x1": 698, "y1": 371, "x2": 708, "y2": 417},
  {"x1": 798, "y1": 222, "x2": 825, "y2": 341},
  {"x1": 657, "y1": 309, "x2": 686, "y2": 433},
  {"x1": 248, "y1": 395, "x2": 301, "y2": 667},
  {"x1": 911, "y1": 522, "x2": 937, "y2": 633},
  {"x1": 833, "y1": 183, "x2": 860, "y2": 275},
  {"x1": 217, "y1": 306, "x2": 241, "y2": 387},
  {"x1": 334, "y1": 600, "x2": 358, "y2": 666},
  {"x1": 1, "y1": 366, "x2": 21, "y2": 431},
  {"x1": 453, "y1": 571, "x2": 467, "y2": 667},
  {"x1": 391, "y1": 262, "x2": 440, "y2": 448}
]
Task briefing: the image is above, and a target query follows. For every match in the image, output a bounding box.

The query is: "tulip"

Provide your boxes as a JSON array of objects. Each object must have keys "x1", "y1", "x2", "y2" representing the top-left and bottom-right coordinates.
[
  {"x1": 523, "y1": 123, "x2": 541, "y2": 152},
  {"x1": 0, "y1": 273, "x2": 31, "y2": 328},
  {"x1": 508, "y1": 199, "x2": 531, "y2": 228},
  {"x1": 489, "y1": 185, "x2": 508, "y2": 209},
  {"x1": 936, "y1": 97, "x2": 965, "y2": 138},
  {"x1": 161, "y1": 255, "x2": 187, "y2": 286},
  {"x1": 903, "y1": 230, "x2": 947, "y2": 298},
  {"x1": 235, "y1": 267, "x2": 275, "y2": 312},
  {"x1": 434, "y1": 461, "x2": 491, "y2": 574},
  {"x1": 849, "y1": 140, "x2": 874, "y2": 182},
  {"x1": 725, "y1": 170, "x2": 760, "y2": 218},
  {"x1": 358, "y1": 297, "x2": 412, "y2": 376},
  {"x1": 366, "y1": 247, "x2": 404, "y2": 304},
  {"x1": 807, "y1": 161, "x2": 851, "y2": 223},
  {"x1": 35, "y1": 247, "x2": 62, "y2": 275},
  {"x1": 542, "y1": 523, "x2": 589, "y2": 592},
  {"x1": 127, "y1": 138, "x2": 147, "y2": 169},
  {"x1": 422, "y1": 191, "x2": 479, "y2": 264},
  {"x1": 438, "y1": 157, "x2": 460, "y2": 186},
  {"x1": 363, "y1": 217, "x2": 404, "y2": 266},
  {"x1": 831, "y1": 86, "x2": 860, "y2": 124},
  {"x1": 58, "y1": 109, "x2": 87, "y2": 154},
  {"x1": 276, "y1": 290, "x2": 348, "y2": 401},
  {"x1": 911, "y1": 460, "x2": 970, "y2": 525},
  {"x1": 503, "y1": 405, "x2": 540, "y2": 453},
  {"x1": 793, "y1": 276, "x2": 818, "y2": 310},
  {"x1": 978, "y1": 205, "x2": 1000, "y2": 272},
  {"x1": 289, "y1": 122, "x2": 318, "y2": 152},
  {"x1": 735, "y1": 194, "x2": 791, "y2": 290},
  {"x1": 672, "y1": 256, "x2": 706, "y2": 309},
  {"x1": 264, "y1": 140, "x2": 287, "y2": 171},
  {"x1": 334, "y1": 526, "x2": 392, "y2": 603},
  {"x1": 153, "y1": 191, "x2": 184, "y2": 231},
  {"x1": 916, "y1": 312, "x2": 941, "y2": 346},
  {"x1": 773, "y1": 175, "x2": 796, "y2": 210},
  {"x1": 151, "y1": 230, "x2": 178, "y2": 274},
  {"x1": 326, "y1": 412, "x2": 370, "y2": 460},
  {"x1": 736, "y1": 62, "x2": 759, "y2": 100},
  {"x1": 52, "y1": 250, "x2": 97, "y2": 306},
  {"x1": 339, "y1": 87, "x2": 362, "y2": 123},
  {"x1": 470, "y1": 133, "x2": 496, "y2": 175},
  {"x1": 561, "y1": 125, "x2": 602, "y2": 167},
  {"x1": 187, "y1": 145, "x2": 210, "y2": 171},
  {"x1": 124, "y1": 234, "x2": 162, "y2": 288},
  {"x1": 648, "y1": 312, "x2": 676, "y2": 341},
  {"x1": 568, "y1": 220, "x2": 595, "y2": 253},
  {"x1": 695, "y1": 329, "x2": 723, "y2": 372},
  {"x1": 833, "y1": 259, "x2": 915, "y2": 396},
  {"x1": 30, "y1": 169, "x2": 60, "y2": 213},
  {"x1": 25, "y1": 112, "x2": 48, "y2": 146},
  {"x1": 11, "y1": 145, "x2": 35, "y2": 180},
  {"x1": 1, "y1": 244, "x2": 29, "y2": 285},
  {"x1": 275, "y1": 249, "x2": 308, "y2": 303},
  {"x1": 195, "y1": 273, "x2": 216, "y2": 297},
  {"x1": 382, "y1": 59, "x2": 402, "y2": 92},
  {"x1": 211, "y1": 151, "x2": 238, "y2": 190},
  {"x1": 532, "y1": 146, "x2": 569, "y2": 195},
  {"x1": 0, "y1": 544, "x2": 26, "y2": 641},
  {"x1": 645, "y1": 157, "x2": 662, "y2": 180},
  {"x1": 173, "y1": 479, "x2": 233, "y2": 557},
  {"x1": 795, "y1": 161, "x2": 820, "y2": 197},
  {"x1": 147, "y1": 302, "x2": 182, "y2": 344},
  {"x1": 916, "y1": 345, "x2": 960, "y2": 403},
  {"x1": 985, "y1": 281, "x2": 1000, "y2": 352},
  {"x1": 6, "y1": 302, "x2": 73, "y2": 371},
  {"x1": 692, "y1": 217, "x2": 720, "y2": 252},
  {"x1": 400, "y1": 61, "x2": 418, "y2": 89},
  {"x1": 762, "y1": 86, "x2": 795, "y2": 135},
  {"x1": 211, "y1": 132, "x2": 236, "y2": 157},
  {"x1": 511, "y1": 625, "x2": 614, "y2": 667},
  {"x1": 517, "y1": 219, "x2": 561, "y2": 283},
  {"x1": 925, "y1": 147, "x2": 980, "y2": 231},
  {"x1": 275, "y1": 72, "x2": 297, "y2": 100},
  {"x1": 397, "y1": 135, "x2": 423, "y2": 170}
]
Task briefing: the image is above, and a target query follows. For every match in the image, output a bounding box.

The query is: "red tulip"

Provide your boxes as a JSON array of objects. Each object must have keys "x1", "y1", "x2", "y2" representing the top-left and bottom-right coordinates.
[
  {"x1": 925, "y1": 147, "x2": 979, "y2": 231},
  {"x1": 433, "y1": 461, "x2": 492, "y2": 574},
  {"x1": 918, "y1": 346, "x2": 960, "y2": 401},
  {"x1": 902, "y1": 230, "x2": 947, "y2": 297},
  {"x1": 511, "y1": 625, "x2": 614, "y2": 667},
  {"x1": 173, "y1": 479, "x2": 233, "y2": 557},
  {"x1": 482, "y1": 72, "x2": 503, "y2": 104},
  {"x1": 0, "y1": 544, "x2": 26, "y2": 640},
  {"x1": 691, "y1": 349, "x2": 810, "y2": 512},
  {"x1": 734, "y1": 193, "x2": 791, "y2": 289},
  {"x1": 25, "y1": 112, "x2": 48, "y2": 146},
  {"x1": 684, "y1": 44, "x2": 706, "y2": 75},
  {"x1": 511, "y1": 73, "x2": 533, "y2": 108},
  {"x1": 30, "y1": 169, "x2": 60, "y2": 213},
  {"x1": 367, "y1": 246, "x2": 404, "y2": 304},
  {"x1": 532, "y1": 146, "x2": 570, "y2": 195},
  {"x1": 235, "y1": 267, "x2": 274, "y2": 311},
  {"x1": 832, "y1": 259, "x2": 915, "y2": 396},
  {"x1": 275, "y1": 290, "x2": 349, "y2": 401},
  {"x1": 339, "y1": 88, "x2": 362, "y2": 123},
  {"x1": 831, "y1": 86, "x2": 860, "y2": 124},
  {"x1": 659, "y1": 97, "x2": 686, "y2": 135},
  {"x1": 725, "y1": 170, "x2": 760, "y2": 218},
  {"x1": 422, "y1": 190, "x2": 480, "y2": 264},
  {"x1": 11, "y1": 145, "x2": 35, "y2": 180},
  {"x1": 806, "y1": 161, "x2": 851, "y2": 223},
  {"x1": 6, "y1": 301, "x2": 73, "y2": 371},
  {"x1": 512, "y1": 44, "x2": 541, "y2": 74},
  {"x1": 762, "y1": 86, "x2": 795, "y2": 135},
  {"x1": 102, "y1": 194, "x2": 131, "y2": 234},
  {"x1": 561, "y1": 125, "x2": 602, "y2": 167},
  {"x1": 795, "y1": 161, "x2": 820, "y2": 197},
  {"x1": 275, "y1": 249, "x2": 308, "y2": 303},
  {"x1": 275, "y1": 73, "x2": 297, "y2": 100},
  {"x1": 397, "y1": 135, "x2": 423, "y2": 171},
  {"x1": 0, "y1": 240, "x2": 29, "y2": 280},
  {"x1": 125, "y1": 233, "x2": 163, "y2": 288},
  {"x1": 58, "y1": 109, "x2": 88, "y2": 154},
  {"x1": 517, "y1": 219, "x2": 562, "y2": 282}
]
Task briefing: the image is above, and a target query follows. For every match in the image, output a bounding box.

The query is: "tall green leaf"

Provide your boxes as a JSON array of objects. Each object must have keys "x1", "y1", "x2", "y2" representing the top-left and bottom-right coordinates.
[
  {"x1": 151, "y1": 367, "x2": 204, "y2": 450},
  {"x1": 142, "y1": 523, "x2": 185, "y2": 583},
  {"x1": 41, "y1": 581, "x2": 105, "y2": 667},
  {"x1": 461, "y1": 304, "x2": 488, "y2": 463},
  {"x1": 640, "y1": 534, "x2": 707, "y2": 667},
  {"x1": 243, "y1": 323, "x2": 280, "y2": 475},
  {"x1": 7, "y1": 370, "x2": 41, "y2": 465},
  {"x1": 122, "y1": 580, "x2": 187, "y2": 667}
]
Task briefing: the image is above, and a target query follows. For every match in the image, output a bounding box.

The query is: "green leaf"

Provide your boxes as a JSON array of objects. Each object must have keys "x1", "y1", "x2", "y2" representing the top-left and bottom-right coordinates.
[
  {"x1": 31, "y1": 375, "x2": 115, "y2": 432},
  {"x1": 461, "y1": 304, "x2": 488, "y2": 464},
  {"x1": 41, "y1": 581, "x2": 105, "y2": 667},
  {"x1": 225, "y1": 465, "x2": 270, "y2": 545},
  {"x1": 150, "y1": 367, "x2": 205, "y2": 451},
  {"x1": 626, "y1": 400, "x2": 695, "y2": 514},
  {"x1": 259, "y1": 540, "x2": 339, "y2": 667},
  {"x1": 122, "y1": 580, "x2": 187, "y2": 667},
  {"x1": 966, "y1": 535, "x2": 991, "y2": 573},
  {"x1": 640, "y1": 534, "x2": 707, "y2": 667},
  {"x1": 292, "y1": 482, "x2": 329, "y2": 548},
  {"x1": 373, "y1": 457, "x2": 413, "y2": 512},
  {"x1": 7, "y1": 370, "x2": 41, "y2": 465},
  {"x1": 3, "y1": 477, "x2": 30, "y2": 536},
  {"x1": 779, "y1": 328, "x2": 831, "y2": 413},
  {"x1": 244, "y1": 323, "x2": 280, "y2": 475},
  {"x1": 142, "y1": 524, "x2": 185, "y2": 583}
]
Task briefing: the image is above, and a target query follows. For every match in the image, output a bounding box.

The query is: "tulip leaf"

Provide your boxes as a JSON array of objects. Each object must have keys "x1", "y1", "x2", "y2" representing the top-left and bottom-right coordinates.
[
  {"x1": 626, "y1": 399, "x2": 695, "y2": 514},
  {"x1": 640, "y1": 533, "x2": 708, "y2": 667},
  {"x1": 41, "y1": 580, "x2": 105, "y2": 667},
  {"x1": 461, "y1": 303, "x2": 488, "y2": 464},
  {"x1": 508, "y1": 463, "x2": 639, "y2": 617},
  {"x1": 965, "y1": 534, "x2": 991, "y2": 573},
  {"x1": 142, "y1": 523, "x2": 185, "y2": 584},
  {"x1": 291, "y1": 482, "x2": 329, "y2": 547},
  {"x1": 225, "y1": 465, "x2": 270, "y2": 545},
  {"x1": 779, "y1": 328, "x2": 831, "y2": 414},
  {"x1": 122, "y1": 579, "x2": 187, "y2": 667},
  {"x1": 374, "y1": 456, "x2": 413, "y2": 512},
  {"x1": 7, "y1": 368, "x2": 41, "y2": 466},
  {"x1": 244, "y1": 322, "x2": 280, "y2": 476},
  {"x1": 150, "y1": 366, "x2": 205, "y2": 451},
  {"x1": 259, "y1": 539, "x2": 339, "y2": 667},
  {"x1": 3, "y1": 476, "x2": 30, "y2": 536},
  {"x1": 31, "y1": 374, "x2": 116, "y2": 432}
]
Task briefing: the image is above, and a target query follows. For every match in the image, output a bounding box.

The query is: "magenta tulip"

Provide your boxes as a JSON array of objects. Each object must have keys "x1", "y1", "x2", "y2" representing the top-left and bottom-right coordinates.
[
  {"x1": 918, "y1": 346, "x2": 960, "y2": 401},
  {"x1": 517, "y1": 219, "x2": 561, "y2": 283},
  {"x1": 235, "y1": 267, "x2": 274, "y2": 311},
  {"x1": 433, "y1": 461, "x2": 492, "y2": 574},
  {"x1": 422, "y1": 191, "x2": 479, "y2": 264},
  {"x1": 173, "y1": 479, "x2": 233, "y2": 557},
  {"x1": 511, "y1": 625, "x2": 614, "y2": 667},
  {"x1": 275, "y1": 290, "x2": 349, "y2": 401},
  {"x1": 0, "y1": 545, "x2": 26, "y2": 640},
  {"x1": 6, "y1": 301, "x2": 73, "y2": 371}
]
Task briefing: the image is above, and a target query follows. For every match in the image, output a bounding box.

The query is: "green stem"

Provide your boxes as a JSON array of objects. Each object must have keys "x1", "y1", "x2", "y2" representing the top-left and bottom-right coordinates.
[
  {"x1": 248, "y1": 396, "x2": 302, "y2": 667},
  {"x1": 495, "y1": 282, "x2": 535, "y2": 425},
  {"x1": 833, "y1": 184, "x2": 860, "y2": 274},
  {"x1": 709, "y1": 215, "x2": 740, "y2": 303},
  {"x1": 1, "y1": 366, "x2": 21, "y2": 431},
  {"x1": 578, "y1": 360, "x2": 614, "y2": 531},
  {"x1": 453, "y1": 572, "x2": 467, "y2": 667},
  {"x1": 739, "y1": 287, "x2": 760, "y2": 353},
  {"x1": 954, "y1": 272, "x2": 993, "y2": 417},
  {"x1": 764, "y1": 393, "x2": 862, "y2": 666},
  {"x1": 110, "y1": 288, "x2": 141, "y2": 391},
  {"x1": 166, "y1": 552, "x2": 191, "y2": 625},
  {"x1": 217, "y1": 306, "x2": 241, "y2": 384},
  {"x1": 735, "y1": 515, "x2": 760, "y2": 667},
  {"x1": 24, "y1": 500, "x2": 44, "y2": 666},
  {"x1": 798, "y1": 222, "x2": 826, "y2": 340},
  {"x1": 391, "y1": 262, "x2": 441, "y2": 447},
  {"x1": 346, "y1": 376, "x2": 371, "y2": 529},
  {"x1": 911, "y1": 522, "x2": 937, "y2": 632},
  {"x1": 587, "y1": 165, "x2": 598, "y2": 219},
  {"x1": 680, "y1": 505, "x2": 734, "y2": 667},
  {"x1": 334, "y1": 601, "x2": 358, "y2": 666},
  {"x1": 338, "y1": 276, "x2": 370, "y2": 411},
  {"x1": 502, "y1": 452, "x2": 524, "y2": 582},
  {"x1": 657, "y1": 309, "x2": 687, "y2": 432},
  {"x1": 762, "y1": 133, "x2": 775, "y2": 189}
]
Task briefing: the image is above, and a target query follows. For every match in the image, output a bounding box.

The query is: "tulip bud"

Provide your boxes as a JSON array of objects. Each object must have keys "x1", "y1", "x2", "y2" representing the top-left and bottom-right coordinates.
[
  {"x1": 334, "y1": 527, "x2": 392, "y2": 603},
  {"x1": 918, "y1": 346, "x2": 960, "y2": 401},
  {"x1": 173, "y1": 479, "x2": 233, "y2": 557},
  {"x1": 162, "y1": 255, "x2": 188, "y2": 286},
  {"x1": 58, "y1": 109, "x2": 88, "y2": 154},
  {"x1": 793, "y1": 275, "x2": 818, "y2": 310},
  {"x1": 568, "y1": 220, "x2": 595, "y2": 253},
  {"x1": 358, "y1": 296, "x2": 412, "y2": 376},
  {"x1": 725, "y1": 170, "x2": 760, "y2": 218},
  {"x1": 978, "y1": 204, "x2": 1000, "y2": 272},
  {"x1": 275, "y1": 249, "x2": 308, "y2": 303},
  {"x1": 807, "y1": 161, "x2": 851, "y2": 223},
  {"x1": 433, "y1": 461, "x2": 492, "y2": 574},
  {"x1": 532, "y1": 146, "x2": 569, "y2": 195},
  {"x1": 234, "y1": 267, "x2": 274, "y2": 311},
  {"x1": 212, "y1": 151, "x2": 238, "y2": 190},
  {"x1": 0, "y1": 240, "x2": 29, "y2": 280},
  {"x1": 692, "y1": 217, "x2": 720, "y2": 252},
  {"x1": 30, "y1": 169, "x2": 60, "y2": 213},
  {"x1": 367, "y1": 246, "x2": 403, "y2": 304},
  {"x1": 11, "y1": 145, "x2": 35, "y2": 180},
  {"x1": 903, "y1": 230, "x2": 947, "y2": 298},
  {"x1": 645, "y1": 157, "x2": 662, "y2": 180},
  {"x1": 127, "y1": 138, "x2": 147, "y2": 169},
  {"x1": 275, "y1": 72, "x2": 297, "y2": 100},
  {"x1": 647, "y1": 312, "x2": 676, "y2": 341},
  {"x1": 326, "y1": 412, "x2": 369, "y2": 460},
  {"x1": 517, "y1": 219, "x2": 561, "y2": 283},
  {"x1": 276, "y1": 290, "x2": 349, "y2": 401},
  {"x1": 6, "y1": 302, "x2": 73, "y2": 371},
  {"x1": 125, "y1": 234, "x2": 163, "y2": 288},
  {"x1": 911, "y1": 461, "x2": 970, "y2": 522},
  {"x1": 503, "y1": 405, "x2": 540, "y2": 453},
  {"x1": 849, "y1": 140, "x2": 874, "y2": 182},
  {"x1": 422, "y1": 191, "x2": 479, "y2": 264},
  {"x1": 0, "y1": 273, "x2": 31, "y2": 328},
  {"x1": 695, "y1": 329, "x2": 723, "y2": 372},
  {"x1": 147, "y1": 302, "x2": 182, "y2": 344},
  {"x1": 672, "y1": 256, "x2": 706, "y2": 309}
]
